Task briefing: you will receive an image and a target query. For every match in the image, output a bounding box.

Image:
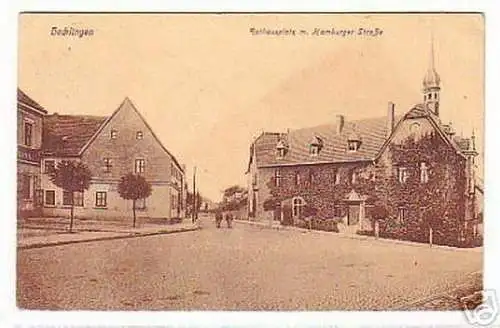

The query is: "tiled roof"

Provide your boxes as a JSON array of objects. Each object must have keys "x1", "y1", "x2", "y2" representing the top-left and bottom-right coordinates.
[
  {"x1": 254, "y1": 115, "x2": 401, "y2": 167},
  {"x1": 43, "y1": 114, "x2": 108, "y2": 156},
  {"x1": 17, "y1": 88, "x2": 47, "y2": 113},
  {"x1": 253, "y1": 103, "x2": 478, "y2": 168}
]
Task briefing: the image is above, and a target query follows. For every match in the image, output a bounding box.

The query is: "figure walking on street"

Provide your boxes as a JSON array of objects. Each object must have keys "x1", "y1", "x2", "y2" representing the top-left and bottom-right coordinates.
[
  {"x1": 215, "y1": 210, "x2": 223, "y2": 228},
  {"x1": 226, "y1": 213, "x2": 233, "y2": 229}
]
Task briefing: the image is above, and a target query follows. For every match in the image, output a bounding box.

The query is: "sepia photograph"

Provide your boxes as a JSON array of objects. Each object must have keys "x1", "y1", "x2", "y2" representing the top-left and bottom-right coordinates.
[{"x1": 15, "y1": 12, "x2": 490, "y2": 319}]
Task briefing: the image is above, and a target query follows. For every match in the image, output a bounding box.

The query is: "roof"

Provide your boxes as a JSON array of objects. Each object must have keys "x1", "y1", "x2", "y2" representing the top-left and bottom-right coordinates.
[
  {"x1": 17, "y1": 88, "x2": 48, "y2": 114},
  {"x1": 43, "y1": 114, "x2": 108, "y2": 156},
  {"x1": 42, "y1": 97, "x2": 185, "y2": 173},
  {"x1": 251, "y1": 104, "x2": 477, "y2": 169},
  {"x1": 253, "y1": 115, "x2": 400, "y2": 168}
]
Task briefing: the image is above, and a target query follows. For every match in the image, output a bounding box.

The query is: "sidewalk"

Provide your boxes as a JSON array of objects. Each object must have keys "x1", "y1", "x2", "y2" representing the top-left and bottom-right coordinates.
[
  {"x1": 18, "y1": 217, "x2": 200, "y2": 250},
  {"x1": 234, "y1": 219, "x2": 483, "y2": 253}
]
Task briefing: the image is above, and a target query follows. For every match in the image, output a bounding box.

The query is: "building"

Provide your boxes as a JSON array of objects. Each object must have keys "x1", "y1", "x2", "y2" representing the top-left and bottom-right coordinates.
[
  {"x1": 17, "y1": 89, "x2": 47, "y2": 218},
  {"x1": 246, "y1": 45, "x2": 483, "y2": 245},
  {"x1": 40, "y1": 97, "x2": 187, "y2": 220}
]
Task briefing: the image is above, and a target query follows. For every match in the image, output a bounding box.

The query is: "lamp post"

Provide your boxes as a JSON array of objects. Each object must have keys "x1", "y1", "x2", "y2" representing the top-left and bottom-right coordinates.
[{"x1": 192, "y1": 166, "x2": 197, "y2": 223}]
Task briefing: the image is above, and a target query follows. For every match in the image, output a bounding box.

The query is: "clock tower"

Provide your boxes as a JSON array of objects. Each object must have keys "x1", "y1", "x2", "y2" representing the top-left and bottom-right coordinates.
[{"x1": 422, "y1": 35, "x2": 441, "y2": 116}]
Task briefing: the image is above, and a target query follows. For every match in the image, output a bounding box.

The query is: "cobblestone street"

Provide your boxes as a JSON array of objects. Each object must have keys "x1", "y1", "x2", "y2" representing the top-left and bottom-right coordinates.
[{"x1": 17, "y1": 215, "x2": 482, "y2": 311}]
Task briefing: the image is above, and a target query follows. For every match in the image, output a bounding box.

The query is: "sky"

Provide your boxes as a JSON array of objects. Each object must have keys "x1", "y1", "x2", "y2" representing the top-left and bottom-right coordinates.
[{"x1": 18, "y1": 13, "x2": 484, "y2": 202}]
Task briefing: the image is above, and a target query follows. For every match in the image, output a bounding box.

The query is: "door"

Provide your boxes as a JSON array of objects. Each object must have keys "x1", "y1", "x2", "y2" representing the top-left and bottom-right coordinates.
[{"x1": 348, "y1": 204, "x2": 360, "y2": 226}]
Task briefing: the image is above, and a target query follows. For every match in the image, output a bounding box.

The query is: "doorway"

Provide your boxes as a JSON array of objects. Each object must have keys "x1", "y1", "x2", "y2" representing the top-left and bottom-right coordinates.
[{"x1": 348, "y1": 204, "x2": 360, "y2": 226}]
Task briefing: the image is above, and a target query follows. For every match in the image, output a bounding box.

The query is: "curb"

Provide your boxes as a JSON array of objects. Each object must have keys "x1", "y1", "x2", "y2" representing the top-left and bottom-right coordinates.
[
  {"x1": 234, "y1": 220, "x2": 482, "y2": 252},
  {"x1": 18, "y1": 226, "x2": 201, "y2": 250}
]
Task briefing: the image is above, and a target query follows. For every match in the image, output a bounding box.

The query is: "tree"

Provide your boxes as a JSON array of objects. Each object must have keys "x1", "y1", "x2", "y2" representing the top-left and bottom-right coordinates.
[
  {"x1": 223, "y1": 185, "x2": 246, "y2": 199},
  {"x1": 48, "y1": 160, "x2": 92, "y2": 232},
  {"x1": 118, "y1": 173, "x2": 152, "y2": 228},
  {"x1": 220, "y1": 185, "x2": 247, "y2": 212}
]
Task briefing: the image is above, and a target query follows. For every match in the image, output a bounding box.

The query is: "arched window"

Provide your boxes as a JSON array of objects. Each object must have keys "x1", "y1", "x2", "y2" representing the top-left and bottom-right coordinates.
[{"x1": 292, "y1": 197, "x2": 305, "y2": 218}]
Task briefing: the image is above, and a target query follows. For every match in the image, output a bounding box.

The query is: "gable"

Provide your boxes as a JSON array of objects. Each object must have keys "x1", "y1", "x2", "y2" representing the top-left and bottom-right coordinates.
[
  {"x1": 376, "y1": 105, "x2": 468, "y2": 161},
  {"x1": 81, "y1": 98, "x2": 182, "y2": 181}
]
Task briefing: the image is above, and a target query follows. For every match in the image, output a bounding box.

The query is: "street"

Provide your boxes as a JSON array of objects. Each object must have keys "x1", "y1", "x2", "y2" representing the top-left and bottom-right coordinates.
[{"x1": 17, "y1": 215, "x2": 482, "y2": 310}]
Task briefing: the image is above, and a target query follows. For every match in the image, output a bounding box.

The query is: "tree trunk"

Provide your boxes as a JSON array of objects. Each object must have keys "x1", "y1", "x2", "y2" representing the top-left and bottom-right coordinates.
[
  {"x1": 133, "y1": 199, "x2": 137, "y2": 228},
  {"x1": 429, "y1": 226, "x2": 433, "y2": 247},
  {"x1": 69, "y1": 191, "x2": 75, "y2": 233}
]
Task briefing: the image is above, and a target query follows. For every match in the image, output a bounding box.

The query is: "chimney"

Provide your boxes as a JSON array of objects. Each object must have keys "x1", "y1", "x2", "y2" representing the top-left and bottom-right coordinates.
[
  {"x1": 336, "y1": 115, "x2": 345, "y2": 134},
  {"x1": 387, "y1": 102, "x2": 395, "y2": 136}
]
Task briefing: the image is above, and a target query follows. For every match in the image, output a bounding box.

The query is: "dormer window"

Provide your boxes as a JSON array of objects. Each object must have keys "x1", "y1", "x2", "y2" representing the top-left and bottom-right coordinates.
[
  {"x1": 347, "y1": 130, "x2": 362, "y2": 152},
  {"x1": 348, "y1": 140, "x2": 362, "y2": 152},
  {"x1": 309, "y1": 136, "x2": 324, "y2": 156},
  {"x1": 110, "y1": 129, "x2": 118, "y2": 139},
  {"x1": 136, "y1": 131, "x2": 143, "y2": 140},
  {"x1": 276, "y1": 139, "x2": 288, "y2": 159}
]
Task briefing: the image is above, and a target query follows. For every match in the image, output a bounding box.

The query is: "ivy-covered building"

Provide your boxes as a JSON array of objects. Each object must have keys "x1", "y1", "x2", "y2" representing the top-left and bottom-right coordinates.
[{"x1": 246, "y1": 45, "x2": 483, "y2": 245}]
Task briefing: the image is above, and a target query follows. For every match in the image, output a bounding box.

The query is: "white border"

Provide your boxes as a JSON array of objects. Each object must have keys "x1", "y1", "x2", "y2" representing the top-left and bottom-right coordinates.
[{"x1": 2, "y1": 1, "x2": 499, "y2": 327}]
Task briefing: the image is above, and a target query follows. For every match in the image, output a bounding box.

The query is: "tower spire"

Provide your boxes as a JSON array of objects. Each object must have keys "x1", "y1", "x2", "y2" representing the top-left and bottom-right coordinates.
[{"x1": 422, "y1": 30, "x2": 441, "y2": 116}]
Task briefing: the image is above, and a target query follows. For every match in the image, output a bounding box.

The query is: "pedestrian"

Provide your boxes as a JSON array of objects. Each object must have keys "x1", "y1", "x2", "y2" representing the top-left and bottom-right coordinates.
[
  {"x1": 215, "y1": 211, "x2": 223, "y2": 228},
  {"x1": 226, "y1": 213, "x2": 233, "y2": 229}
]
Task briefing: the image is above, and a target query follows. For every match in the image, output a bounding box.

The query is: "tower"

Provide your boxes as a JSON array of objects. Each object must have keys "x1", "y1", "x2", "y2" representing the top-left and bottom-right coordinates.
[{"x1": 422, "y1": 34, "x2": 441, "y2": 116}]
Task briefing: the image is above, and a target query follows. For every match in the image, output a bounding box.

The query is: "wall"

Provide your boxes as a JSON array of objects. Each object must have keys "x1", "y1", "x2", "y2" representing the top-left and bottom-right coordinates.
[
  {"x1": 82, "y1": 99, "x2": 176, "y2": 184},
  {"x1": 42, "y1": 181, "x2": 172, "y2": 220}
]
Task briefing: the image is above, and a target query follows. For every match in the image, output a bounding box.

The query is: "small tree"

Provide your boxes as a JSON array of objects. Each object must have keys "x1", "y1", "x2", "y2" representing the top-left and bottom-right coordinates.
[
  {"x1": 118, "y1": 173, "x2": 152, "y2": 228},
  {"x1": 48, "y1": 160, "x2": 92, "y2": 232}
]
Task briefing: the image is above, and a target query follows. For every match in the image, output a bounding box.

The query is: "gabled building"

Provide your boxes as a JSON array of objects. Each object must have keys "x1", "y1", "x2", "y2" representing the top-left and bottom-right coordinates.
[
  {"x1": 17, "y1": 89, "x2": 47, "y2": 218},
  {"x1": 246, "y1": 44, "x2": 483, "y2": 245},
  {"x1": 40, "y1": 97, "x2": 186, "y2": 220}
]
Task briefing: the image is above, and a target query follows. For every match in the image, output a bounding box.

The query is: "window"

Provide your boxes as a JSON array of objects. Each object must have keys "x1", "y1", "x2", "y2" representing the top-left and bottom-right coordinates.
[
  {"x1": 410, "y1": 122, "x2": 421, "y2": 135},
  {"x1": 45, "y1": 190, "x2": 55, "y2": 206},
  {"x1": 309, "y1": 136, "x2": 323, "y2": 156},
  {"x1": 334, "y1": 170, "x2": 341, "y2": 185},
  {"x1": 276, "y1": 140, "x2": 288, "y2": 159},
  {"x1": 21, "y1": 175, "x2": 31, "y2": 199},
  {"x1": 171, "y1": 194, "x2": 177, "y2": 210},
  {"x1": 136, "y1": 198, "x2": 146, "y2": 210},
  {"x1": 136, "y1": 131, "x2": 143, "y2": 140},
  {"x1": 308, "y1": 170, "x2": 315, "y2": 185},
  {"x1": 35, "y1": 189, "x2": 44, "y2": 206},
  {"x1": 398, "y1": 207, "x2": 407, "y2": 225},
  {"x1": 348, "y1": 141, "x2": 360, "y2": 152},
  {"x1": 292, "y1": 197, "x2": 305, "y2": 218},
  {"x1": 295, "y1": 172, "x2": 301, "y2": 186},
  {"x1": 275, "y1": 168, "x2": 281, "y2": 187},
  {"x1": 95, "y1": 191, "x2": 107, "y2": 208},
  {"x1": 110, "y1": 129, "x2": 117, "y2": 139},
  {"x1": 103, "y1": 158, "x2": 112, "y2": 173},
  {"x1": 44, "y1": 160, "x2": 55, "y2": 173},
  {"x1": 63, "y1": 191, "x2": 72, "y2": 206},
  {"x1": 420, "y1": 162, "x2": 429, "y2": 183},
  {"x1": 350, "y1": 170, "x2": 357, "y2": 184},
  {"x1": 135, "y1": 159, "x2": 145, "y2": 174},
  {"x1": 310, "y1": 145, "x2": 319, "y2": 156},
  {"x1": 24, "y1": 122, "x2": 33, "y2": 147},
  {"x1": 398, "y1": 167, "x2": 408, "y2": 184}
]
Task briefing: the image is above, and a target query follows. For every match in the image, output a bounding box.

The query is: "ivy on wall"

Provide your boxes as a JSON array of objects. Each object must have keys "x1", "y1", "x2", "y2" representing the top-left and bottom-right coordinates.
[{"x1": 262, "y1": 131, "x2": 469, "y2": 246}]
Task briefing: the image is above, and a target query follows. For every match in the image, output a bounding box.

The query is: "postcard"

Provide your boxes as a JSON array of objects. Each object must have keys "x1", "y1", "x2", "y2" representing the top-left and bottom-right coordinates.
[{"x1": 15, "y1": 12, "x2": 491, "y2": 324}]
